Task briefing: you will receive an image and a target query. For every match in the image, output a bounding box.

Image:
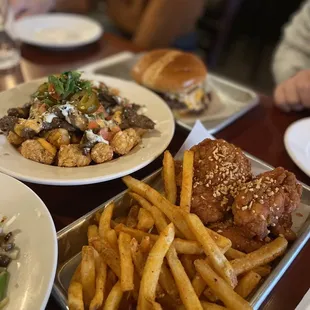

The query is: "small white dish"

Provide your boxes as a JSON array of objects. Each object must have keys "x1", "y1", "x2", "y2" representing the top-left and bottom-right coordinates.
[
  {"x1": 14, "y1": 13, "x2": 103, "y2": 49},
  {"x1": 0, "y1": 73, "x2": 175, "y2": 185},
  {"x1": 0, "y1": 172, "x2": 57, "y2": 310},
  {"x1": 284, "y1": 117, "x2": 310, "y2": 177}
]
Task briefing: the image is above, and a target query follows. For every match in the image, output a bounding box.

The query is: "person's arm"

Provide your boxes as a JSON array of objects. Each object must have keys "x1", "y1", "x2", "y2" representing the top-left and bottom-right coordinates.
[
  {"x1": 272, "y1": 0, "x2": 310, "y2": 84},
  {"x1": 133, "y1": 0, "x2": 206, "y2": 49}
]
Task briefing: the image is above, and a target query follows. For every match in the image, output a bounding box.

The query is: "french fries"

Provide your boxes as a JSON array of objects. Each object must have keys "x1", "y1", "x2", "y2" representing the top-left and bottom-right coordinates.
[
  {"x1": 103, "y1": 281, "x2": 123, "y2": 310},
  {"x1": 166, "y1": 246, "x2": 203, "y2": 310},
  {"x1": 225, "y1": 248, "x2": 246, "y2": 260},
  {"x1": 231, "y1": 237, "x2": 288, "y2": 276},
  {"x1": 88, "y1": 225, "x2": 99, "y2": 244},
  {"x1": 173, "y1": 238, "x2": 203, "y2": 255},
  {"x1": 195, "y1": 260, "x2": 252, "y2": 310},
  {"x1": 138, "y1": 223, "x2": 175, "y2": 309},
  {"x1": 180, "y1": 254, "x2": 197, "y2": 280},
  {"x1": 191, "y1": 273, "x2": 206, "y2": 297},
  {"x1": 137, "y1": 208, "x2": 155, "y2": 232},
  {"x1": 105, "y1": 229, "x2": 119, "y2": 254},
  {"x1": 91, "y1": 239, "x2": 121, "y2": 278},
  {"x1": 99, "y1": 203, "x2": 114, "y2": 239},
  {"x1": 126, "y1": 205, "x2": 140, "y2": 228},
  {"x1": 118, "y1": 232, "x2": 134, "y2": 291},
  {"x1": 130, "y1": 192, "x2": 169, "y2": 233},
  {"x1": 68, "y1": 281, "x2": 84, "y2": 310},
  {"x1": 81, "y1": 246, "x2": 96, "y2": 306},
  {"x1": 163, "y1": 150, "x2": 177, "y2": 204},
  {"x1": 235, "y1": 271, "x2": 261, "y2": 298},
  {"x1": 159, "y1": 260, "x2": 179, "y2": 301},
  {"x1": 122, "y1": 176, "x2": 196, "y2": 240},
  {"x1": 252, "y1": 265, "x2": 272, "y2": 277},
  {"x1": 130, "y1": 238, "x2": 146, "y2": 278},
  {"x1": 180, "y1": 150, "x2": 194, "y2": 212},
  {"x1": 201, "y1": 301, "x2": 228, "y2": 310},
  {"x1": 115, "y1": 223, "x2": 158, "y2": 242},
  {"x1": 68, "y1": 145, "x2": 293, "y2": 310},
  {"x1": 89, "y1": 258, "x2": 107, "y2": 310},
  {"x1": 140, "y1": 236, "x2": 153, "y2": 253},
  {"x1": 186, "y1": 213, "x2": 237, "y2": 287}
]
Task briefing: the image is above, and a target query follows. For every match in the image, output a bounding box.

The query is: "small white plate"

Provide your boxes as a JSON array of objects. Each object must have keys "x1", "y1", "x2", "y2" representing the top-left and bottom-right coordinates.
[
  {"x1": 0, "y1": 172, "x2": 57, "y2": 310},
  {"x1": 14, "y1": 13, "x2": 103, "y2": 49},
  {"x1": 0, "y1": 73, "x2": 175, "y2": 185},
  {"x1": 284, "y1": 117, "x2": 310, "y2": 177}
]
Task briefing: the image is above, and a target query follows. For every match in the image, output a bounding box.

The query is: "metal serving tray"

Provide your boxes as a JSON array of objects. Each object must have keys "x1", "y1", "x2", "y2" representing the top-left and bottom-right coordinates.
[
  {"x1": 52, "y1": 153, "x2": 310, "y2": 310},
  {"x1": 79, "y1": 52, "x2": 259, "y2": 134}
]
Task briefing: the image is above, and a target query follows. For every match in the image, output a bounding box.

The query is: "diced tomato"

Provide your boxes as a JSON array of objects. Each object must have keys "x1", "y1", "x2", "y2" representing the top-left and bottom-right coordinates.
[
  {"x1": 88, "y1": 120, "x2": 100, "y2": 130},
  {"x1": 99, "y1": 128, "x2": 114, "y2": 142},
  {"x1": 48, "y1": 83, "x2": 61, "y2": 100},
  {"x1": 95, "y1": 105, "x2": 105, "y2": 113}
]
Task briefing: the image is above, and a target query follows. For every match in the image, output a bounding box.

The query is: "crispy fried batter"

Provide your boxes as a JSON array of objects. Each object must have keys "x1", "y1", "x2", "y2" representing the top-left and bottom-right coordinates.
[
  {"x1": 111, "y1": 128, "x2": 141, "y2": 155},
  {"x1": 209, "y1": 220, "x2": 267, "y2": 253},
  {"x1": 20, "y1": 139, "x2": 56, "y2": 165},
  {"x1": 180, "y1": 139, "x2": 252, "y2": 224},
  {"x1": 91, "y1": 143, "x2": 114, "y2": 164},
  {"x1": 57, "y1": 144, "x2": 91, "y2": 167},
  {"x1": 232, "y1": 167, "x2": 302, "y2": 240},
  {"x1": 7, "y1": 131, "x2": 25, "y2": 146}
]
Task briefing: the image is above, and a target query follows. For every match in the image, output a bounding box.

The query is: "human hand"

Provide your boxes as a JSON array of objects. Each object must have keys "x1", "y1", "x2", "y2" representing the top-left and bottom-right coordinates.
[
  {"x1": 10, "y1": 0, "x2": 55, "y2": 18},
  {"x1": 274, "y1": 69, "x2": 310, "y2": 112}
]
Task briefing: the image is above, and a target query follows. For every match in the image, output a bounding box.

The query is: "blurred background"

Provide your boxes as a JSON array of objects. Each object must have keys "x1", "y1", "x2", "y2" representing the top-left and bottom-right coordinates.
[{"x1": 196, "y1": 0, "x2": 304, "y2": 95}]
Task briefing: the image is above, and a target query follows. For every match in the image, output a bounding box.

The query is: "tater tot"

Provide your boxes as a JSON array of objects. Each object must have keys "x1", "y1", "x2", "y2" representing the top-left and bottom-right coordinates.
[
  {"x1": 110, "y1": 128, "x2": 140, "y2": 155},
  {"x1": 58, "y1": 144, "x2": 91, "y2": 167},
  {"x1": 91, "y1": 143, "x2": 114, "y2": 164}
]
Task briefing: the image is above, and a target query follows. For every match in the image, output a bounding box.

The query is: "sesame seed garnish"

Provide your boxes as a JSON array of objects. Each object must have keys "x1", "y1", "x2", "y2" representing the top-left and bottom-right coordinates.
[
  {"x1": 242, "y1": 206, "x2": 248, "y2": 211},
  {"x1": 259, "y1": 199, "x2": 264, "y2": 204},
  {"x1": 260, "y1": 215, "x2": 266, "y2": 220}
]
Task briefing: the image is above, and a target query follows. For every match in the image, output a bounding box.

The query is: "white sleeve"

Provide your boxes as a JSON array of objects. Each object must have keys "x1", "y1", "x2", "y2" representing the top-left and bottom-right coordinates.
[{"x1": 272, "y1": 0, "x2": 310, "y2": 84}]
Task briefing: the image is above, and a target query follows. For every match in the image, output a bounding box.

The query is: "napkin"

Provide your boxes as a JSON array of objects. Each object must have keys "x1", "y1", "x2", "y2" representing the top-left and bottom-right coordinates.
[
  {"x1": 296, "y1": 289, "x2": 310, "y2": 310},
  {"x1": 175, "y1": 120, "x2": 214, "y2": 160}
]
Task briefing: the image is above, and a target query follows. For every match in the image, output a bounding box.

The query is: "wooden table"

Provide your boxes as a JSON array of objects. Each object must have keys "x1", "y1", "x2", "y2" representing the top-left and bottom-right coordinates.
[{"x1": 1, "y1": 33, "x2": 309, "y2": 310}]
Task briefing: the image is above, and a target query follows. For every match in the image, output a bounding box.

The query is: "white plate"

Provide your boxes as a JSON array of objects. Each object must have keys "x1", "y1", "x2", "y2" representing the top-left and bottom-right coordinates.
[
  {"x1": 14, "y1": 13, "x2": 103, "y2": 49},
  {"x1": 284, "y1": 117, "x2": 310, "y2": 177},
  {"x1": 0, "y1": 73, "x2": 175, "y2": 185},
  {"x1": 0, "y1": 172, "x2": 57, "y2": 310}
]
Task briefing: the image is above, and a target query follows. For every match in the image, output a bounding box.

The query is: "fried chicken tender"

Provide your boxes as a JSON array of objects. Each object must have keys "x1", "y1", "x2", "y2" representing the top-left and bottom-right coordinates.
[
  {"x1": 110, "y1": 128, "x2": 141, "y2": 155},
  {"x1": 20, "y1": 139, "x2": 56, "y2": 165},
  {"x1": 58, "y1": 144, "x2": 91, "y2": 167},
  {"x1": 91, "y1": 143, "x2": 114, "y2": 164},
  {"x1": 232, "y1": 167, "x2": 302, "y2": 240},
  {"x1": 209, "y1": 220, "x2": 267, "y2": 253},
  {"x1": 179, "y1": 139, "x2": 252, "y2": 224}
]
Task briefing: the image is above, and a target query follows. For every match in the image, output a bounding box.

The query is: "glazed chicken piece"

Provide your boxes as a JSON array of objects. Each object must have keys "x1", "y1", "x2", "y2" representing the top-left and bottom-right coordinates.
[
  {"x1": 178, "y1": 139, "x2": 252, "y2": 224},
  {"x1": 209, "y1": 220, "x2": 266, "y2": 253},
  {"x1": 232, "y1": 167, "x2": 302, "y2": 240}
]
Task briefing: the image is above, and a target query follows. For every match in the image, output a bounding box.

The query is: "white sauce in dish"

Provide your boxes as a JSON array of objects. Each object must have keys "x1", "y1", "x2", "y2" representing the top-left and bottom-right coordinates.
[
  {"x1": 85, "y1": 130, "x2": 109, "y2": 145},
  {"x1": 43, "y1": 112, "x2": 57, "y2": 123}
]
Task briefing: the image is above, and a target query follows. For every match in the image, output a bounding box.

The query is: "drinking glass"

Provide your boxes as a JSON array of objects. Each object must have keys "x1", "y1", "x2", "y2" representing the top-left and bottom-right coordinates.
[{"x1": 0, "y1": 0, "x2": 20, "y2": 72}]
